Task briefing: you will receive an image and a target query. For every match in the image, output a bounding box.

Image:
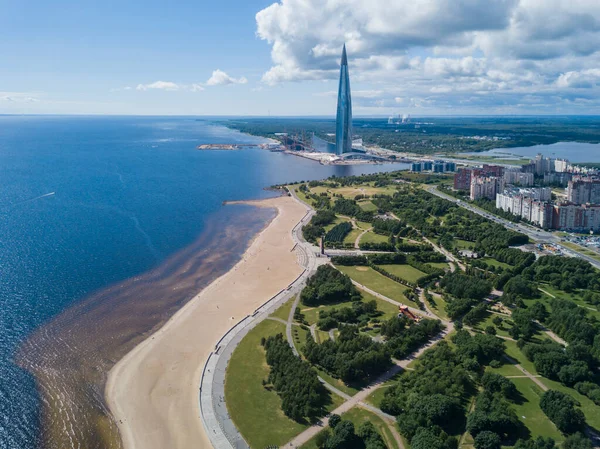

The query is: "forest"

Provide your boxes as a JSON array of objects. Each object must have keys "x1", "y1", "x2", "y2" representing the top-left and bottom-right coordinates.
[{"x1": 221, "y1": 116, "x2": 600, "y2": 155}]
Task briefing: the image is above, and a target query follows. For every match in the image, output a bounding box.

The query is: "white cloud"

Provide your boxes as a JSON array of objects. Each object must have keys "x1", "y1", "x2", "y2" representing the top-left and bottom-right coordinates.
[
  {"x1": 206, "y1": 69, "x2": 248, "y2": 86},
  {"x1": 0, "y1": 92, "x2": 39, "y2": 103},
  {"x1": 254, "y1": 0, "x2": 600, "y2": 113},
  {"x1": 136, "y1": 81, "x2": 181, "y2": 91}
]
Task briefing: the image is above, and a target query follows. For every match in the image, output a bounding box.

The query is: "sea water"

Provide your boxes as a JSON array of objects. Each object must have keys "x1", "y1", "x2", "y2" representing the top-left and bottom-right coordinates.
[{"x1": 0, "y1": 115, "x2": 408, "y2": 448}]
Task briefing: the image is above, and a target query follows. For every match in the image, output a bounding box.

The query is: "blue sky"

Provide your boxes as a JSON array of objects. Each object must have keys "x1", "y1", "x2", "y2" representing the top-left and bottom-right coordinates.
[{"x1": 2, "y1": 0, "x2": 600, "y2": 115}]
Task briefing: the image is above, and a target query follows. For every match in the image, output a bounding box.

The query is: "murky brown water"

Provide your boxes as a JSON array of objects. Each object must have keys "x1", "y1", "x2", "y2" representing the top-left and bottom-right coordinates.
[{"x1": 16, "y1": 204, "x2": 275, "y2": 449}]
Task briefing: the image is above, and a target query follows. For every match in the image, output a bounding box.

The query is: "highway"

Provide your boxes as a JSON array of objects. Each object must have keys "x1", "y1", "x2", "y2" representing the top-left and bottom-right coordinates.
[{"x1": 425, "y1": 185, "x2": 600, "y2": 270}]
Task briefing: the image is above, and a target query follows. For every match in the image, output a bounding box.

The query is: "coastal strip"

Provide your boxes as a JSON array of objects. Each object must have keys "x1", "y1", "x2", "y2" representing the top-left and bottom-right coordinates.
[{"x1": 105, "y1": 196, "x2": 309, "y2": 449}]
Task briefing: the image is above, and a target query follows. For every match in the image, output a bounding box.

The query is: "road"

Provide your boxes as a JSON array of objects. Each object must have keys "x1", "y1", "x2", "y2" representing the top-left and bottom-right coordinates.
[{"x1": 425, "y1": 185, "x2": 600, "y2": 271}]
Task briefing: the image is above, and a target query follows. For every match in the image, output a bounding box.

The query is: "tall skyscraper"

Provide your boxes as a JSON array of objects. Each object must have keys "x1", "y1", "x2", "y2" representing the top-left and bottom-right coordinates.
[{"x1": 335, "y1": 44, "x2": 352, "y2": 155}]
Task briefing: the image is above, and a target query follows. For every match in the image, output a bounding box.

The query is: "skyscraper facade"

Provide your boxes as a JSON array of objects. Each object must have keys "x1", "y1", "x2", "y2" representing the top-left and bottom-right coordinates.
[{"x1": 335, "y1": 44, "x2": 352, "y2": 155}]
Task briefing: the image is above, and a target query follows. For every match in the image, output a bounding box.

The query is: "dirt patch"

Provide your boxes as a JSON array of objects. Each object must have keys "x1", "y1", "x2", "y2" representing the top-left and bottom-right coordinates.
[{"x1": 355, "y1": 267, "x2": 369, "y2": 272}]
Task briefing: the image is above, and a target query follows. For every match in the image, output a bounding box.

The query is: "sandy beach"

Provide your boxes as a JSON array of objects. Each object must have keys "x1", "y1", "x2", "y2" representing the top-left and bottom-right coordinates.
[{"x1": 105, "y1": 195, "x2": 308, "y2": 449}]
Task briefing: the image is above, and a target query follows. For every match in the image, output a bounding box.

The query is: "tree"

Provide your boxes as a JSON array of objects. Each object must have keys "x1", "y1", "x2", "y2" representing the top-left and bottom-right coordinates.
[
  {"x1": 474, "y1": 431, "x2": 501, "y2": 449},
  {"x1": 563, "y1": 433, "x2": 593, "y2": 449},
  {"x1": 315, "y1": 429, "x2": 332, "y2": 448},
  {"x1": 485, "y1": 326, "x2": 497, "y2": 335},
  {"x1": 492, "y1": 316, "x2": 503, "y2": 327},
  {"x1": 329, "y1": 414, "x2": 341, "y2": 429},
  {"x1": 514, "y1": 437, "x2": 556, "y2": 449},
  {"x1": 540, "y1": 390, "x2": 586, "y2": 434}
]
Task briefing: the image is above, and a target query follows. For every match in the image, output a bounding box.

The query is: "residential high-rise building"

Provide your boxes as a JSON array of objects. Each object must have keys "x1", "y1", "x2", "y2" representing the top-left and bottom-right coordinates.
[
  {"x1": 335, "y1": 44, "x2": 352, "y2": 155},
  {"x1": 567, "y1": 177, "x2": 600, "y2": 205},
  {"x1": 470, "y1": 176, "x2": 504, "y2": 200},
  {"x1": 553, "y1": 203, "x2": 600, "y2": 232},
  {"x1": 504, "y1": 169, "x2": 534, "y2": 186}
]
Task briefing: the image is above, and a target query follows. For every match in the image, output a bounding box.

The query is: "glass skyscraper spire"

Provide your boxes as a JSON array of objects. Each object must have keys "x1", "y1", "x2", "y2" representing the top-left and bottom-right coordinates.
[{"x1": 335, "y1": 44, "x2": 352, "y2": 155}]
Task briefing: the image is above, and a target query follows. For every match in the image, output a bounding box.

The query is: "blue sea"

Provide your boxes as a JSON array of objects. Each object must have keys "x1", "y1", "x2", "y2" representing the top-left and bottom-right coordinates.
[{"x1": 0, "y1": 116, "x2": 408, "y2": 448}]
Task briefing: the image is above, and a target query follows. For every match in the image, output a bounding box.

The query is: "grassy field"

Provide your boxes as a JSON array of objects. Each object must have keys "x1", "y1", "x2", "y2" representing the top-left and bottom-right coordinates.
[
  {"x1": 356, "y1": 220, "x2": 373, "y2": 230},
  {"x1": 486, "y1": 360, "x2": 525, "y2": 377},
  {"x1": 343, "y1": 227, "x2": 362, "y2": 246},
  {"x1": 225, "y1": 319, "x2": 309, "y2": 448},
  {"x1": 472, "y1": 312, "x2": 514, "y2": 338},
  {"x1": 359, "y1": 231, "x2": 390, "y2": 245},
  {"x1": 297, "y1": 289, "x2": 398, "y2": 331},
  {"x1": 510, "y1": 378, "x2": 564, "y2": 442},
  {"x1": 311, "y1": 185, "x2": 398, "y2": 198},
  {"x1": 536, "y1": 284, "x2": 600, "y2": 320},
  {"x1": 358, "y1": 200, "x2": 378, "y2": 212},
  {"x1": 379, "y1": 264, "x2": 426, "y2": 283},
  {"x1": 427, "y1": 261, "x2": 449, "y2": 270},
  {"x1": 454, "y1": 238, "x2": 475, "y2": 249},
  {"x1": 335, "y1": 265, "x2": 415, "y2": 306},
  {"x1": 425, "y1": 293, "x2": 449, "y2": 321},
  {"x1": 289, "y1": 185, "x2": 312, "y2": 206},
  {"x1": 300, "y1": 406, "x2": 401, "y2": 449},
  {"x1": 323, "y1": 216, "x2": 351, "y2": 232},
  {"x1": 503, "y1": 340, "x2": 538, "y2": 375},
  {"x1": 481, "y1": 257, "x2": 512, "y2": 269},
  {"x1": 316, "y1": 367, "x2": 360, "y2": 396},
  {"x1": 365, "y1": 385, "x2": 392, "y2": 409},
  {"x1": 292, "y1": 325, "x2": 311, "y2": 353},
  {"x1": 341, "y1": 407, "x2": 401, "y2": 449},
  {"x1": 270, "y1": 296, "x2": 296, "y2": 321}
]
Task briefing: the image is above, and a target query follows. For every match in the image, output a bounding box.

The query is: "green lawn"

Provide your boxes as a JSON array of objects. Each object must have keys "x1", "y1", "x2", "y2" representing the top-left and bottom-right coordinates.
[
  {"x1": 359, "y1": 231, "x2": 390, "y2": 245},
  {"x1": 503, "y1": 340, "x2": 538, "y2": 375},
  {"x1": 541, "y1": 378, "x2": 600, "y2": 430},
  {"x1": 344, "y1": 227, "x2": 362, "y2": 245},
  {"x1": 315, "y1": 367, "x2": 360, "y2": 396},
  {"x1": 486, "y1": 361, "x2": 524, "y2": 377},
  {"x1": 427, "y1": 262, "x2": 449, "y2": 270},
  {"x1": 270, "y1": 296, "x2": 296, "y2": 321},
  {"x1": 356, "y1": 220, "x2": 373, "y2": 230},
  {"x1": 536, "y1": 284, "x2": 600, "y2": 320},
  {"x1": 472, "y1": 312, "x2": 514, "y2": 338},
  {"x1": 481, "y1": 257, "x2": 512, "y2": 269},
  {"x1": 292, "y1": 325, "x2": 311, "y2": 353},
  {"x1": 379, "y1": 264, "x2": 426, "y2": 283},
  {"x1": 454, "y1": 238, "x2": 475, "y2": 249},
  {"x1": 510, "y1": 378, "x2": 564, "y2": 442},
  {"x1": 365, "y1": 385, "x2": 392, "y2": 409},
  {"x1": 315, "y1": 329, "x2": 330, "y2": 343},
  {"x1": 323, "y1": 216, "x2": 351, "y2": 232},
  {"x1": 358, "y1": 200, "x2": 378, "y2": 212},
  {"x1": 425, "y1": 293, "x2": 449, "y2": 321},
  {"x1": 336, "y1": 266, "x2": 415, "y2": 306},
  {"x1": 289, "y1": 185, "x2": 312, "y2": 206},
  {"x1": 225, "y1": 319, "x2": 309, "y2": 448},
  {"x1": 341, "y1": 407, "x2": 400, "y2": 449}
]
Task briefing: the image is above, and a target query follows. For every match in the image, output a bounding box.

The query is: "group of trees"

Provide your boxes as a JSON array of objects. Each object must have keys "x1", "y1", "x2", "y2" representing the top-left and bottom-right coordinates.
[
  {"x1": 313, "y1": 415, "x2": 387, "y2": 449},
  {"x1": 301, "y1": 265, "x2": 361, "y2": 306},
  {"x1": 304, "y1": 325, "x2": 391, "y2": 384},
  {"x1": 262, "y1": 334, "x2": 328, "y2": 422},
  {"x1": 466, "y1": 374, "x2": 523, "y2": 448},
  {"x1": 452, "y1": 330, "x2": 506, "y2": 367},
  {"x1": 440, "y1": 272, "x2": 492, "y2": 320},
  {"x1": 381, "y1": 316, "x2": 444, "y2": 359},
  {"x1": 381, "y1": 342, "x2": 469, "y2": 444},
  {"x1": 523, "y1": 255, "x2": 600, "y2": 292},
  {"x1": 317, "y1": 300, "x2": 381, "y2": 331},
  {"x1": 540, "y1": 390, "x2": 587, "y2": 434},
  {"x1": 325, "y1": 222, "x2": 353, "y2": 243}
]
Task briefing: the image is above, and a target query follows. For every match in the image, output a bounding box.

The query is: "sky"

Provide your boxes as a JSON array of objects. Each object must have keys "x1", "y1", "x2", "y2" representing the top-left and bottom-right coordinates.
[{"x1": 1, "y1": 0, "x2": 600, "y2": 116}]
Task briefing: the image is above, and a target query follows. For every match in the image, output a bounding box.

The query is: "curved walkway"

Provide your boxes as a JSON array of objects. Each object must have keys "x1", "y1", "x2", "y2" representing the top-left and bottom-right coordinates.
[{"x1": 199, "y1": 193, "x2": 318, "y2": 449}]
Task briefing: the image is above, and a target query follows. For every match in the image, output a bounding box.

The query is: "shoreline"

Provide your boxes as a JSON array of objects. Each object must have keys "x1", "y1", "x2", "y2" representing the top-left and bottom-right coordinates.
[{"x1": 105, "y1": 195, "x2": 308, "y2": 449}]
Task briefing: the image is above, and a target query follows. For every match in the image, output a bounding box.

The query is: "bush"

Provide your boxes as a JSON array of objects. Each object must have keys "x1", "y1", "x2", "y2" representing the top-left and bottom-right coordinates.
[{"x1": 474, "y1": 431, "x2": 501, "y2": 449}]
